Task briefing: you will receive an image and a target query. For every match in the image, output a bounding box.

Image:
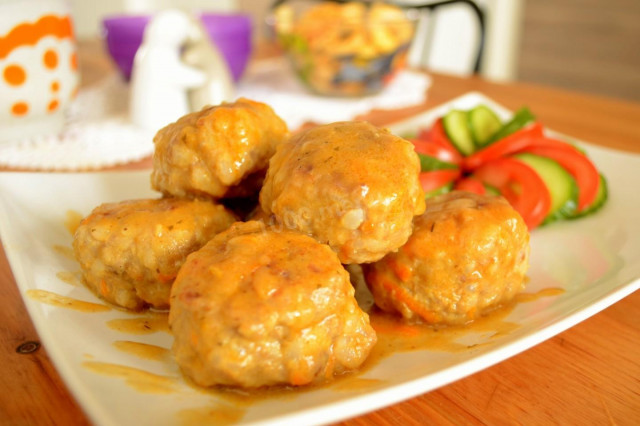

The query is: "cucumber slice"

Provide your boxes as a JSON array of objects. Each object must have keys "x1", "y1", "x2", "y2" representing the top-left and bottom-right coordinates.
[
  {"x1": 442, "y1": 110, "x2": 475, "y2": 156},
  {"x1": 468, "y1": 105, "x2": 502, "y2": 147},
  {"x1": 515, "y1": 153, "x2": 579, "y2": 224},
  {"x1": 417, "y1": 153, "x2": 458, "y2": 171},
  {"x1": 569, "y1": 174, "x2": 608, "y2": 219},
  {"x1": 483, "y1": 182, "x2": 501, "y2": 196},
  {"x1": 425, "y1": 182, "x2": 454, "y2": 199},
  {"x1": 486, "y1": 107, "x2": 535, "y2": 145}
]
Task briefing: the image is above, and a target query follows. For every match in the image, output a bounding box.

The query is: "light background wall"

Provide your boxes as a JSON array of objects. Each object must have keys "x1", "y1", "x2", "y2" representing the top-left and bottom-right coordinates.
[{"x1": 518, "y1": 0, "x2": 640, "y2": 102}]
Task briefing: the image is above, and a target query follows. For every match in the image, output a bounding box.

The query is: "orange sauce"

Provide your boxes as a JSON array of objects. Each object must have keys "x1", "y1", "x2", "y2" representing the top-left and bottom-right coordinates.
[
  {"x1": 112, "y1": 341, "x2": 171, "y2": 363},
  {"x1": 177, "y1": 404, "x2": 246, "y2": 426},
  {"x1": 82, "y1": 361, "x2": 177, "y2": 394},
  {"x1": 106, "y1": 312, "x2": 170, "y2": 335},
  {"x1": 52, "y1": 244, "x2": 75, "y2": 261},
  {"x1": 64, "y1": 210, "x2": 84, "y2": 235},
  {"x1": 365, "y1": 286, "x2": 565, "y2": 363},
  {"x1": 516, "y1": 287, "x2": 565, "y2": 303},
  {"x1": 26, "y1": 289, "x2": 111, "y2": 313},
  {"x1": 56, "y1": 270, "x2": 82, "y2": 287},
  {"x1": 328, "y1": 377, "x2": 386, "y2": 392}
]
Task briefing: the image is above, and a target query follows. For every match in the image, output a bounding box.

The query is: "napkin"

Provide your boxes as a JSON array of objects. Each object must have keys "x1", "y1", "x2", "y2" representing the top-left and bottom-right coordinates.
[
  {"x1": 0, "y1": 76, "x2": 155, "y2": 171},
  {"x1": 236, "y1": 57, "x2": 431, "y2": 130}
]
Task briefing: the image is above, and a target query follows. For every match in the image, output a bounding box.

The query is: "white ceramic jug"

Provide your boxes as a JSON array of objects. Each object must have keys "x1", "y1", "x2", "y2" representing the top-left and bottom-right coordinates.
[{"x1": 129, "y1": 9, "x2": 233, "y2": 132}]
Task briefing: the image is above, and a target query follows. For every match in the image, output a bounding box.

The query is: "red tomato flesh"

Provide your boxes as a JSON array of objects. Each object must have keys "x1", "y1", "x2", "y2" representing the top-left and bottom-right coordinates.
[
  {"x1": 454, "y1": 177, "x2": 486, "y2": 194},
  {"x1": 411, "y1": 119, "x2": 463, "y2": 164},
  {"x1": 411, "y1": 139, "x2": 461, "y2": 164},
  {"x1": 429, "y1": 119, "x2": 464, "y2": 163},
  {"x1": 462, "y1": 123, "x2": 545, "y2": 170},
  {"x1": 419, "y1": 169, "x2": 461, "y2": 193},
  {"x1": 473, "y1": 157, "x2": 551, "y2": 229}
]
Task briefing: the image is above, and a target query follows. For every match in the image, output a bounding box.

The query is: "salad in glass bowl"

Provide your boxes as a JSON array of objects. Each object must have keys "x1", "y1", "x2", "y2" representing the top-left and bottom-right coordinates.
[{"x1": 271, "y1": 0, "x2": 418, "y2": 96}]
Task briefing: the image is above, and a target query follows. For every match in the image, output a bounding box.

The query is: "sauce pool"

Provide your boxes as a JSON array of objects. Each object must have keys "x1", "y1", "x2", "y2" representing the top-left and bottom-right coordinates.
[{"x1": 42, "y1": 235, "x2": 565, "y2": 422}]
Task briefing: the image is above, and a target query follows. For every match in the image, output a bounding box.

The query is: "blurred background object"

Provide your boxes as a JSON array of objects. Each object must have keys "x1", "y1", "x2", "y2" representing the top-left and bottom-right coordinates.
[
  {"x1": 0, "y1": 0, "x2": 79, "y2": 143},
  {"x1": 69, "y1": 0, "x2": 238, "y2": 38},
  {"x1": 518, "y1": 0, "x2": 640, "y2": 102},
  {"x1": 129, "y1": 10, "x2": 210, "y2": 131},
  {"x1": 103, "y1": 12, "x2": 251, "y2": 81},
  {"x1": 270, "y1": 0, "x2": 419, "y2": 96},
  {"x1": 68, "y1": 0, "x2": 640, "y2": 102}
]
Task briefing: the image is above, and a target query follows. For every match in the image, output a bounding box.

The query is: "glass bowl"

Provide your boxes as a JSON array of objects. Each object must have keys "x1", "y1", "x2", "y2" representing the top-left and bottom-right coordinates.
[{"x1": 271, "y1": 0, "x2": 418, "y2": 97}]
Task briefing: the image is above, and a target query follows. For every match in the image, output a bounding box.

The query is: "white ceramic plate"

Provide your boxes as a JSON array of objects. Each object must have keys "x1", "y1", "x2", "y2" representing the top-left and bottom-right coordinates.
[{"x1": 1, "y1": 92, "x2": 638, "y2": 426}]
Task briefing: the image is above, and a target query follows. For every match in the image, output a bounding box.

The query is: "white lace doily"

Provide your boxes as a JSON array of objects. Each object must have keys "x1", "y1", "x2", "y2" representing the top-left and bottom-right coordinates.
[
  {"x1": 0, "y1": 76, "x2": 155, "y2": 171},
  {"x1": 0, "y1": 57, "x2": 430, "y2": 171},
  {"x1": 236, "y1": 57, "x2": 431, "y2": 130}
]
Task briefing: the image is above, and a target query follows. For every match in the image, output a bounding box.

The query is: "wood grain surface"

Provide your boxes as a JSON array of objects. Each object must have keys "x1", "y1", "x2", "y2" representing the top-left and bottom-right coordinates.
[{"x1": 0, "y1": 41, "x2": 639, "y2": 425}]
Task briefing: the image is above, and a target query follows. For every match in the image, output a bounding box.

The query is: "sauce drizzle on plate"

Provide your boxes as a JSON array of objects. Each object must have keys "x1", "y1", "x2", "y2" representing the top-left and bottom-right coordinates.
[{"x1": 27, "y1": 289, "x2": 111, "y2": 313}]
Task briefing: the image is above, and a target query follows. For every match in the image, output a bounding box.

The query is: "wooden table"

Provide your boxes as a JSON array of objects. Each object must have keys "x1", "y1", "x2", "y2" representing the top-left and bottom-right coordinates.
[{"x1": 1, "y1": 41, "x2": 639, "y2": 425}]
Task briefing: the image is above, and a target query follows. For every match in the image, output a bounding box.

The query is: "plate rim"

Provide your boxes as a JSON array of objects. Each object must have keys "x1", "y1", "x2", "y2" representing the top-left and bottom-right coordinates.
[{"x1": 1, "y1": 91, "x2": 639, "y2": 425}]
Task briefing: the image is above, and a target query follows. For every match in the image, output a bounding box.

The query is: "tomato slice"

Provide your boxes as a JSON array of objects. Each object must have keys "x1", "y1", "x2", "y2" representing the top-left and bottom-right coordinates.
[
  {"x1": 462, "y1": 123, "x2": 545, "y2": 170},
  {"x1": 522, "y1": 145, "x2": 600, "y2": 211},
  {"x1": 410, "y1": 120, "x2": 463, "y2": 164},
  {"x1": 419, "y1": 169, "x2": 461, "y2": 193},
  {"x1": 454, "y1": 177, "x2": 486, "y2": 194},
  {"x1": 473, "y1": 157, "x2": 551, "y2": 229},
  {"x1": 416, "y1": 127, "x2": 432, "y2": 141},
  {"x1": 411, "y1": 139, "x2": 461, "y2": 164},
  {"x1": 429, "y1": 119, "x2": 464, "y2": 163}
]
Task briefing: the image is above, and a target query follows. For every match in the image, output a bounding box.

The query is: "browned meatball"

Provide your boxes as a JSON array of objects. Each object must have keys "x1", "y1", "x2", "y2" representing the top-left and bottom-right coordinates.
[
  {"x1": 151, "y1": 98, "x2": 289, "y2": 199},
  {"x1": 259, "y1": 121, "x2": 425, "y2": 264},
  {"x1": 169, "y1": 221, "x2": 377, "y2": 388},
  {"x1": 73, "y1": 198, "x2": 237, "y2": 310},
  {"x1": 363, "y1": 191, "x2": 530, "y2": 325}
]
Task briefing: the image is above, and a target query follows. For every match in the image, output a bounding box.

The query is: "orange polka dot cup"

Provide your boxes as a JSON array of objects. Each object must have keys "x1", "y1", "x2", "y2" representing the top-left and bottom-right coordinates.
[{"x1": 0, "y1": 0, "x2": 78, "y2": 143}]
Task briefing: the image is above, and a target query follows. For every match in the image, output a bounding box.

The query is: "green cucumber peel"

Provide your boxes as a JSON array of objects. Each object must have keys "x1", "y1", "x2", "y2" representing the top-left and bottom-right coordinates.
[
  {"x1": 417, "y1": 153, "x2": 458, "y2": 172},
  {"x1": 486, "y1": 107, "x2": 536, "y2": 145}
]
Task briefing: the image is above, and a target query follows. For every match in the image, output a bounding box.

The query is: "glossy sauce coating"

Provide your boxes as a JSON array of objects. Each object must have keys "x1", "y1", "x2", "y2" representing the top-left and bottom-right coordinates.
[
  {"x1": 364, "y1": 191, "x2": 530, "y2": 325},
  {"x1": 73, "y1": 198, "x2": 237, "y2": 310},
  {"x1": 151, "y1": 98, "x2": 289, "y2": 199},
  {"x1": 259, "y1": 121, "x2": 425, "y2": 264},
  {"x1": 169, "y1": 221, "x2": 377, "y2": 388}
]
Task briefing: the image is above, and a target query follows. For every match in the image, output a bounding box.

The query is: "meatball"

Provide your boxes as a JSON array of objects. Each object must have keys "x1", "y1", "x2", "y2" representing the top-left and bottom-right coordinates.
[
  {"x1": 73, "y1": 198, "x2": 237, "y2": 310},
  {"x1": 259, "y1": 121, "x2": 425, "y2": 264},
  {"x1": 151, "y1": 98, "x2": 288, "y2": 199},
  {"x1": 363, "y1": 191, "x2": 530, "y2": 325},
  {"x1": 169, "y1": 221, "x2": 377, "y2": 388}
]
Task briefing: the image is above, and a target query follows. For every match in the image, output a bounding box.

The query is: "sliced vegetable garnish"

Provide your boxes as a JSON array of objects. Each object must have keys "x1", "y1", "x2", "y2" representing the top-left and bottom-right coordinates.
[
  {"x1": 429, "y1": 119, "x2": 464, "y2": 162},
  {"x1": 417, "y1": 153, "x2": 458, "y2": 172},
  {"x1": 473, "y1": 157, "x2": 551, "y2": 229},
  {"x1": 411, "y1": 139, "x2": 461, "y2": 165},
  {"x1": 484, "y1": 107, "x2": 536, "y2": 145},
  {"x1": 418, "y1": 169, "x2": 460, "y2": 194},
  {"x1": 468, "y1": 105, "x2": 502, "y2": 147},
  {"x1": 514, "y1": 153, "x2": 578, "y2": 224},
  {"x1": 522, "y1": 145, "x2": 599, "y2": 211},
  {"x1": 462, "y1": 123, "x2": 545, "y2": 170},
  {"x1": 454, "y1": 177, "x2": 486, "y2": 194},
  {"x1": 442, "y1": 110, "x2": 475, "y2": 156},
  {"x1": 407, "y1": 104, "x2": 607, "y2": 229},
  {"x1": 425, "y1": 182, "x2": 455, "y2": 198},
  {"x1": 570, "y1": 174, "x2": 608, "y2": 218}
]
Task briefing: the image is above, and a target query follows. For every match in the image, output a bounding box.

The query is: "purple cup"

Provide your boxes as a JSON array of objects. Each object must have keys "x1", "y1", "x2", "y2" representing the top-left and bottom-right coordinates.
[{"x1": 102, "y1": 13, "x2": 252, "y2": 81}]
